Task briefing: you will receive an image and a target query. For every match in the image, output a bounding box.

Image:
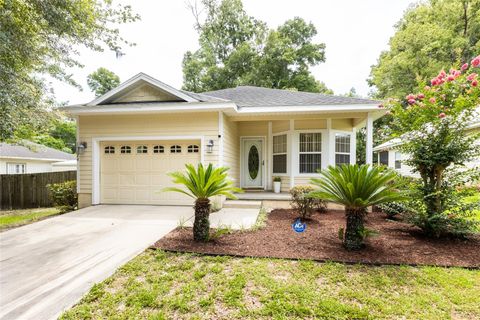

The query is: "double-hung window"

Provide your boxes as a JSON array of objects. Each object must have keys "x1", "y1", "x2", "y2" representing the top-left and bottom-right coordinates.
[
  {"x1": 335, "y1": 133, "x2": 351, "y2": 166},
  {"x1": 299, "y1": 133, "x2": 322, "y2": 173},
  {"x1": 272, "y1": 134, "x2": 287, "y2": 174},
  {"x1": 395, "y1": 152, "x2": 402, "y2": 169}
]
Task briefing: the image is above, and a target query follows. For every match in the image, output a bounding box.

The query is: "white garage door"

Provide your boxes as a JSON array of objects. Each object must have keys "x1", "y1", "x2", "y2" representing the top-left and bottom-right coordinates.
[{"x1": 100, "y1": 140, "x2": 201, "y2": 205}]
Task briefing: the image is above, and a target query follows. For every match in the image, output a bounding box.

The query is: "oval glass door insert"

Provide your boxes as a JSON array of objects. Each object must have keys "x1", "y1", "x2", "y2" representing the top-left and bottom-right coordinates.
[{"x1": 248, "y1": 145, "x2": 259, "y2": 180}]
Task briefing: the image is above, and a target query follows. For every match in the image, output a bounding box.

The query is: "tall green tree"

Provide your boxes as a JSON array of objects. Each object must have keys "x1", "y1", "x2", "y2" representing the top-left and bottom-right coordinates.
[
  {"x1": 369, "y1": 0, "x2": 480, "y2": 99},
  {"x1": 0, "y1": 0, "x2": 139, "y2": 140},
  {"x1": 87, "y1": 67, "x2": 121, "y2": 97},
  {"x1": 182, "y1": 0, "x2": 331, "y2": 93}
]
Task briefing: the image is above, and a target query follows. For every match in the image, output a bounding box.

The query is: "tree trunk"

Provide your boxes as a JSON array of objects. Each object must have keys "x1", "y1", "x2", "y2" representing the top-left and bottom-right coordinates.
[
  {"x1": 344, "y1": 207, "x2": 367, "y2": 250},
  {"x1": 193, "y1": 198, "x2": 211, "y2": 242}
]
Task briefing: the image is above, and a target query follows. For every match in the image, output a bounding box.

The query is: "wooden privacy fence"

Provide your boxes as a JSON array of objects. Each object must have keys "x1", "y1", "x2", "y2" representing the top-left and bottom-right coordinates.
[{"x1": 0, "y1": 171, "x2": 76, "y2": 210}]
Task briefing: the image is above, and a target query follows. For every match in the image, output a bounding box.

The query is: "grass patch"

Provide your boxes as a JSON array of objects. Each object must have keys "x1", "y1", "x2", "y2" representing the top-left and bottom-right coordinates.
[
  {"x1": 61, "y1": 250, "x2": 480, "y2": 319},
  {"x1": 0, "y1": 207, "x2": 62, "y2": 231}
]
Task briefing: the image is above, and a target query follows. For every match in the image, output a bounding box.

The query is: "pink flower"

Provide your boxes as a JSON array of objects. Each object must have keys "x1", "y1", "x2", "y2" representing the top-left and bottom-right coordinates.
[
  {"x1": 449, "y1": 68, "x2": 456, "y2": 75},
  {"x1": 417, "y1": 93, "x2": 425, "y2": 100},
  {"x1": 429, "y1": 97, "x2": 436, "y2": 103},
  {"x1": 454, "y1": 70, "x2": 461, "y2": 78},
  {"x1": 461, "y1": 63, "x2": 469, "y2": 71},
  {"x1": 447, "y1": 75, "x2": 455, "y2": 82},
  {"x1": 424, "y1": 86, "x2": 431, "y2": 91},
  {"x1": 473, "y1": 80, "x2": 478, "y2": 87},
  {"x1": 431, "y1": 78, "x2": 438, "y2": 86},
  {"x1": 438, "y1": 70, "x2": 447, "y2": 78},
  {"x1": 438, "y1": 112, "x2": 446, "y2": 118},
  {"x1": 467, "y1": 73, "x2": 478, "y2": 81},
  {"x1": 472, "y1": 56, "x2": 480, "y2": 67},
  {"x1": 406, "y1": 94, "x2": 416, "y2": 100},
  {"x1": 408, "y1": 98, "x2": 416, "y2": 105}
]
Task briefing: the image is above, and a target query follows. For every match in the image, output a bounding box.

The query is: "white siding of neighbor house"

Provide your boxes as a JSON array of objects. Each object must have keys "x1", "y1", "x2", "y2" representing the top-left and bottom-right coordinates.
[
  {"x1": 0, "y1": 159, "x2": 56, "y2": 174},
  {"x1": 77, "y1": 112, "x2": 220, "y2": 207}
]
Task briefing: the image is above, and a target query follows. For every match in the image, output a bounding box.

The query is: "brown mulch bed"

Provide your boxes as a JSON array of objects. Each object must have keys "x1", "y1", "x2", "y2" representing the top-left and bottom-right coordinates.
[{"x1": 153, "y1": 209, "x2": 480, "y2": 268}]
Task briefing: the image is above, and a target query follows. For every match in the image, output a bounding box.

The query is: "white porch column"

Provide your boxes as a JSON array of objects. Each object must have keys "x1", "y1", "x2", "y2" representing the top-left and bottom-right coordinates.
[
  {"x1": 351, "y1": 127, "x2": 357, "y2": 164},
  {"x1": 267, "y1": 121, "x2": 273, "y2": 190},
  {"x1": 366, "y1": 113, "x2": 373, "y2": 165},
  {"x1": 326, "y1": 118, "x2": 335, "y2": 167},
  {"x1": 218, "y1": 111, "x2": 224, "y2": 166},
  {"x1": 289, "y1": 119, "x2": 295, "y2": 189}
]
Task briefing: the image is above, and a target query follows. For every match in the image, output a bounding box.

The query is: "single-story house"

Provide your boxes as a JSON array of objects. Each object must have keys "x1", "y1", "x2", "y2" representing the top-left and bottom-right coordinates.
[
  {"x1": 0, "y1": 141, "x2": 77, "y2": 174},
  {"x1": 373, "y1": 113, "x2": 480, "y2": 177},
  {"x1": 64, "y1": 73, "x2": 383, "y2": 208}
]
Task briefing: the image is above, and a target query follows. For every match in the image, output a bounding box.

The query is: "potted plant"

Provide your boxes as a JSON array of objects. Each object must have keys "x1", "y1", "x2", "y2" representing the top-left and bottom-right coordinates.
[{"x1": 273, "y1": 176, "x2": 281, "y2": 193}]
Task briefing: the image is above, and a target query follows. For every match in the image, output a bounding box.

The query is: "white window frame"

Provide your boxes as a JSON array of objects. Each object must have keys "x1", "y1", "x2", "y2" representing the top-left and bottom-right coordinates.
[
  {"x1": 334, "y1": 132, "x2": 352, "y2": 166},
  {"x1": 7, "y1": 163, "x2": 26, "y2": 174},
  {"x1": 297, "y1": 131, "x2": 324, "y2": 175},
  {"x1": 170, "y1": 145, "x2": 182, "y2": 153},
  {"x1": 153, "y1": 145, "x2": 165, "y2": 153},
  {"x1": 188, "y1": 144, "x2": 199, "y2": 153},
  {"x1": 120, "y1": 145, "x2": 131, "y2": 154},
  {"x1": 272, "y1": 133, "x2": 288, "y2": 175},
  {"x1": 136, "y1": 145, "x2": 148, "y2": 154},
  {"x1": 104, "y1": 146, "x2": 115, "y2": 154}
]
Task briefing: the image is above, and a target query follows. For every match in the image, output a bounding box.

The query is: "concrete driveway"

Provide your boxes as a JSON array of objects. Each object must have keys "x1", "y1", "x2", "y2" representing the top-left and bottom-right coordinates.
[{"x1": 0, "y1": 205, "x2": 193, "y2": 320}]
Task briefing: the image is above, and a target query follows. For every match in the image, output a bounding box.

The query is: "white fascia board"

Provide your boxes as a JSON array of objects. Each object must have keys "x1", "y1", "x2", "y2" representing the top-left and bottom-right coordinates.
[
  {"x1": 87, "y1": 72, "x2": 197, "y2": 106},
  {"x1": 236, "y1": 104, "x2": 381, "y2": 114},
  {"x1": 64, "y1": 102, "x2": 238, "y2": 115},
  {"x1": 0, "y1": 156, "x2": 71, "y2": 162}
]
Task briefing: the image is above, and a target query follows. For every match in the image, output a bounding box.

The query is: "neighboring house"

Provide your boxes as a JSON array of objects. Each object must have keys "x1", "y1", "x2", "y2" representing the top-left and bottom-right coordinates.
[
  {"x1": 64, "y1": 73, "x2": 383, "y2": 208},
  {"x1": 0, "y1": 141, "x2": 77, "y2": 174},
  {"x1": 373, "y1": 116, "x2": 480, "y2": 177}
]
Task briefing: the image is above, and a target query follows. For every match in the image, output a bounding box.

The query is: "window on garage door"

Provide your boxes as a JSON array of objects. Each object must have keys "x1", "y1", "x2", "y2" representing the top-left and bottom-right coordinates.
[
  {"x1": 153, "y1": 145, "x2": 164, "y2": 153},
  {"x1": 170, "y1": 145, "x2": 182, "y2": 153},
  {"x1": 120, "y1": 145, "x2": 131, "y2": 154}
]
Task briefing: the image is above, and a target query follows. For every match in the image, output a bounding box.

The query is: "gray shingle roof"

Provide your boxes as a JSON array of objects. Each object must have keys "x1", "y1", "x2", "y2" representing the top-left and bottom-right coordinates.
[
  {"x1": 0, "y1": 141, "x2": 76, "y2": 161},
  {"x1": 201, "y1": 86, "x2": 379, "y2": 108},
  {"x1": 180, "y1": 90, "x2": 230, "y2": 103}
]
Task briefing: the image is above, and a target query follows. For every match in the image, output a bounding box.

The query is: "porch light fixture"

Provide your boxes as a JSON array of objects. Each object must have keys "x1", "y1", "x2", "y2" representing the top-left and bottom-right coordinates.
[
  {"x1": 206, "y1": 140, "x2": 214, "y2": 153},
  {"x1": 76, "y1": 142, "x2": 87, "y2": 155}
]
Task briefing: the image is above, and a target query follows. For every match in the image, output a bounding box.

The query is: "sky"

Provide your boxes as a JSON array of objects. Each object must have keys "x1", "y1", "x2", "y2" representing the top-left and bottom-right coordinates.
[{"x1": 52, "y1": 0, "x2": 415, "y2": 105}]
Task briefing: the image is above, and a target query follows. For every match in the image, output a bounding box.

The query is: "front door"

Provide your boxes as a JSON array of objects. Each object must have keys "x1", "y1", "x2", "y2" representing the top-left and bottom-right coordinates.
[{"x1": 242, "y1": 139, "x2": 263, "y2": 188}]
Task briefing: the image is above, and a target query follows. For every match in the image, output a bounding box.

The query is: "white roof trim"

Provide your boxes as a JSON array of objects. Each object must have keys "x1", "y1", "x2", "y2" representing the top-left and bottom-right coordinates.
[
  {"x1": 87, "y1": 72, "x2": 197, "y2": 106},
  {"x1": 0, "y1": 156, "x2": 74, "y2": 162}
]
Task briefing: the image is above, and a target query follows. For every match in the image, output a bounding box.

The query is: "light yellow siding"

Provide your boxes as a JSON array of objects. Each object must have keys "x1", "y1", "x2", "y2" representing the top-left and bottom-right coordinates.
[
  {"x1": 272, "y1": 120, "x2": 289, "y2": 133},
  {"x1": 238, "y1": 121, "x2": 268, "y2": 136},
  {"x1": 78, "y1": 112, "x2": 219, "y2": 196},
  {"x1": 295, "y1": 119, "x2": 327, "y2": 130},
  {"x1": 332, "y1": 118, "x2": 353, "y2": 130},
  {"x1": 113, "y1": 83, "x2": 180, "y2": 103},
  {"x1": 223, "y1": 115, "x2": 240, "y2": 187}
]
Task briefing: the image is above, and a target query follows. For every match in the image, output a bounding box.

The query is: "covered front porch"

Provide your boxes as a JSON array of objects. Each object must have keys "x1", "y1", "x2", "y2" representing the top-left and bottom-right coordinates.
[{"x1": 221, "y1": 112, "x2": 377, "y2": 192}]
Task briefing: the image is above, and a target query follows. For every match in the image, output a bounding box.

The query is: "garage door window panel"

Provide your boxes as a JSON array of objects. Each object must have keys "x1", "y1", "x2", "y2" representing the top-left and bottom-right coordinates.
[
  {"x1": 171, "y1": 145, "x2": 182, "y2": 153},
  {"x1": 136, "y1": 145, "x2": 148, "y2": 154},
  {"x1": 188, "y1": 145, "x2": 199, "y2": 153},
  {"x1": 153, "y1": 145, "x2": 165, "y2": 153},
  {"x1": 120, "y1": 146, "x2": 131, "y2": 154},
  {"x1": 104, "y1": 146, "x2": 115, "y2": 154}
]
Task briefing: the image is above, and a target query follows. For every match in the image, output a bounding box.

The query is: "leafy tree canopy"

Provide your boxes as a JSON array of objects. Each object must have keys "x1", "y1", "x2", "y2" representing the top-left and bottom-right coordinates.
[
  {"x1": 182, "y1": 0, "x2": 332, "y2": 94},
  {"x1": 369, "y1": 0, "x2": 480, "y2": 99},
  {"x1": 87, "y1": 67, "x2": 121, "y2": 97},
  {"x1": 0, "y1": 0, "x2": 139, "y2": 140}
]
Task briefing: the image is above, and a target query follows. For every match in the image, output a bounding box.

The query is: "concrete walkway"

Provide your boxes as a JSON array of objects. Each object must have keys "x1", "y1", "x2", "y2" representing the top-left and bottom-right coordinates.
[{"x1": 0, "y1": 205, "x2": 194, "y2": 320}]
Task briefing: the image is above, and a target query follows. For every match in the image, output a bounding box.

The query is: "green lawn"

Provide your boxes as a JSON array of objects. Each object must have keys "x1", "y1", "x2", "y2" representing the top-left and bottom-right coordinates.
[
  {"x1": 0, "y1": 207, "x2": 62, "y2": 231},
  {"x1": 61, "y1": 250, "x2": 480, "y2": 320}
]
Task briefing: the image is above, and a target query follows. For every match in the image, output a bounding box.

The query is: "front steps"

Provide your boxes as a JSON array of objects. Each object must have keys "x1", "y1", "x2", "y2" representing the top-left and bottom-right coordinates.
[{"x1": 223, "y1": 200, "x2": 262, "y2": 209}]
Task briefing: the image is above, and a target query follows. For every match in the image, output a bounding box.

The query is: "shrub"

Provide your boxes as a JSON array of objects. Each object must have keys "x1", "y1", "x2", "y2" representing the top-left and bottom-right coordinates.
[
  {"x1": 290, "y1": 185, "x2": 326, "y2": 219},
  {"x1": 47, "y1": 180, "x2": 77, "y2": 212},
  {"x1": 377, "y1": 201, "x2": 408, "y2": 219}
]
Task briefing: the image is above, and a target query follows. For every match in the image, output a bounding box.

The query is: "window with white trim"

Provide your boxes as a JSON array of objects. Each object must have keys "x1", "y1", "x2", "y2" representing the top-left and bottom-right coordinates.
[
  {"x1": 153, "y1": 145, "x2": 164, "y2": 153},
  {"x1": 188, "y1": 145, "x2": 199, "y2": 153},
  {"x1": 299, "y1": 132, "x2": 322, "y2": 173},
  {"x1": 273, "y1": 134, "x2": 287, "y2": 174},
  {"x1": 136, "y1": 145, "x2": 148, "y2": 154},
  {"x1": 104, "y1": 146, "x2": 115, "y2": 154},
  {"x1": 170, "y1": 145, "x2": 182, "y2": 153},
  {"x1": 335, "y1": 133, "x2": 351, "y2": 166},
  {"x1": 7, "y1": 163, "x2": 26, "y2": 174},
  {"x1": 120, "y1": 146, "x2": 131, "y2": 154},
  {"x1": 395, "y1": 152, "x2": 402, "y2": 169},
  {"x1": 379, "y1": 151, "x2": 388, "y2": 166}
]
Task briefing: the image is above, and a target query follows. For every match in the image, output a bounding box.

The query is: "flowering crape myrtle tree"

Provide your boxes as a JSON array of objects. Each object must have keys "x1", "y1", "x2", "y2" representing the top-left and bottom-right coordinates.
[{"x1": 384, "y1": 55, "x2": 480, "y2": 237}]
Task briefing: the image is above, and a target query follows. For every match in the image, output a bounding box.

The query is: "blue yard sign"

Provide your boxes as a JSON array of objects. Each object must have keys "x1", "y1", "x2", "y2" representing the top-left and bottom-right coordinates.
[{"x1": 292, "y1": 218, "x2": 306, "y2": 233}]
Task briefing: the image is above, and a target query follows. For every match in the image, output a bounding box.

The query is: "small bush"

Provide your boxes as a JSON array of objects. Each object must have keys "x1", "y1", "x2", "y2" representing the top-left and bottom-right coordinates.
[
  {"x1": 377, "y1": 201, "x2": 407, "y2": 219},
  {"x1": 290, "y1": 185, "x2": 326, "y2": 219},
  {"x1": 47, "y1": 180, "x2": 77, "y2": 212}
]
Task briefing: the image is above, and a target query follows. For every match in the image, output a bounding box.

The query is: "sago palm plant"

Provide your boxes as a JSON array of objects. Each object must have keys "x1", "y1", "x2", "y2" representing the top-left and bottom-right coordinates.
[
  {"x1": 310, "y1": 164, "x2": 406, "y2": 250},
  {"x1": 164, "y1": 163, "x2": 241, "y2": 242}
]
